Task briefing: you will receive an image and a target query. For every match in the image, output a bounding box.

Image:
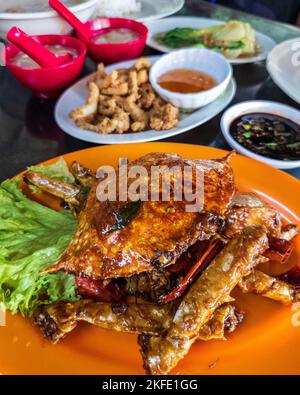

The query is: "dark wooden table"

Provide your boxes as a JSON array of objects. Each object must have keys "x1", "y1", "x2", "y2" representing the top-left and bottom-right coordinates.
[{"x1": 1, "y1": 0, "x2": 300, "y2": 181}]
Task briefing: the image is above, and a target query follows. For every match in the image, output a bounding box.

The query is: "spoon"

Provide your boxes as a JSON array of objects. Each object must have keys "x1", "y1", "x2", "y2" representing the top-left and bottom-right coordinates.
[
  {"x1": 49, "y1": 0, "x2": 93, "y2": 42},
  {"x1": 7, "y1": 26, "x2": 72, "y2": 68}
]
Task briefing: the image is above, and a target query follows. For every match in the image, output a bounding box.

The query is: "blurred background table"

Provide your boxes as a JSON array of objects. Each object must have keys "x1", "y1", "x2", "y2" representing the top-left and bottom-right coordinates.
[{"x1": 1, "y1": 0, "x2": 300, "y2": 180}]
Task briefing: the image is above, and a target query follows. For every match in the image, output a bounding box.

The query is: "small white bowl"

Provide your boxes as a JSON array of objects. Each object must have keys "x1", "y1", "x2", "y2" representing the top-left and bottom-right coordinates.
[
  {"x1": 149, "y1": 48, "x2": 232, "y2": 110},
  {"x1": 0, "y1": 0, "x2": 98, "y2": 40},
  {"x1": 221, "y1": 100, "x2": 300, "y2": 169}
]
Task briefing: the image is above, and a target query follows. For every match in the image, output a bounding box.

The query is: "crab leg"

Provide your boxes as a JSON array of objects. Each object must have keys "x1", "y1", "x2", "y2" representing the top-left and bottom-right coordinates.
[
  {"x1": 139, "y1": 225, "x2": 268, "y2": 375},
  {"x1": 70, "y1": 161, "x2": 96, "y2": 188},
  {"x1": 33, "y1": 299, "x2": 243, "y2": 344},
  {"x1": 239, "y1": 270, "x2": 299, "y2": 304},
  {"x1": 24, "y1": 170, "x2": 82, "y2": 206}
]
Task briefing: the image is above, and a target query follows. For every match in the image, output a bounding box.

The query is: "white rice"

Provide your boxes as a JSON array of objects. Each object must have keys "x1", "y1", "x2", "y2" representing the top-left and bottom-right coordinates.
[{"x1": 97, "y1": 0, "x2": 141, "y2": 17}]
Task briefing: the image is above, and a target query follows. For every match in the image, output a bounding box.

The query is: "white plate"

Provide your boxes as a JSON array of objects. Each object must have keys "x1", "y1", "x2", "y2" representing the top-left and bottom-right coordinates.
[
  {"x1": 146, "y1": 17, "x2": 276, "y2": 65},
  {"x1": 267, "y1": 37, "x2": 300, "y2": 104},
  {"x1": 55, "y1": 55, "x2": 236, "y2": 145},
  {"x1": 95, "y1": 0, "x2": 184, "y2": 23}
]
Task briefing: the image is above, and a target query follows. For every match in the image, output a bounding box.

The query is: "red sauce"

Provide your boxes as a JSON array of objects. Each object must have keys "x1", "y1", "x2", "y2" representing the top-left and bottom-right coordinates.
[{"x1": 158, "y1": 69, "x2": 217, "y2": 94}]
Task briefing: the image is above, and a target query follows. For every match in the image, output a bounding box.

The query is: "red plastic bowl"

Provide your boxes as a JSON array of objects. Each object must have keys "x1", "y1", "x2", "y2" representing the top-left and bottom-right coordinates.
[
  {"x1": 81, "y1": 18, "x2": 148, "y2": 64},
  {"x1": 5, "y1": 35, "x2": 87, "y2": 98}
]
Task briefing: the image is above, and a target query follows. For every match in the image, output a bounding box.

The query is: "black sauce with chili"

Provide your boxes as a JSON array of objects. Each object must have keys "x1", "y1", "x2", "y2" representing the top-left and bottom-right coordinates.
[{"x1": 230, "y1": 113, "x2": 300, "y2": 161}]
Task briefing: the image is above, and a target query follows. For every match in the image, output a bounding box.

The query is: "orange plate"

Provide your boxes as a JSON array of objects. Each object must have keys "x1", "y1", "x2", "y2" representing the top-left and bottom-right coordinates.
[{"x1": 1, "y1": 142, "x2": 300, "y2": 375}]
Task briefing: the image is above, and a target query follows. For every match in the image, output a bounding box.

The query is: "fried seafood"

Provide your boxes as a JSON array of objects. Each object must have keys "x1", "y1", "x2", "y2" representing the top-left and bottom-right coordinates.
[
  {"x1": 34, "y1": 299, "x2": 243, "y2": 344},
  {"x1": 46, "y1": 152, "x2": 235, "y2": 279},
  {"x1": 34, "y1": 299, "x2": 175, "y2": 343},
  {"x1": 24, "y1": 170, "x2": 82, "y2": 206},
  {"x1": 70, "y1": 161, "x2": 96, "y2": 188},
  {"x1": 139, "y1": 225, "x2": 268, "y2": 375},
  {"x1": 239, "y1": 270, "x2": 298, "y2": 305},
  {"x1": 69, "y1": 58, "x2": 179, "y2": 134},
  {"x1": 224, "y1": 193, "x2": 282, "y2": 238},
  {"x1": 20, "y1": 151, "x2": 299, "y2": 375},
  {"x1": 70, "y1": 82, "x2": 99, "y2": 123}
]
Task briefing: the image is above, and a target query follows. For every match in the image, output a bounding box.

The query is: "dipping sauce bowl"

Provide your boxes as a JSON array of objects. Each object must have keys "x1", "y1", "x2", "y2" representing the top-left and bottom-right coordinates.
[
  {"x1": 5, "y1": 34, "x2": 86, "y2": 98},
  {"x1": 150, "y1": 48, "x2": 232, "y2": 110}
]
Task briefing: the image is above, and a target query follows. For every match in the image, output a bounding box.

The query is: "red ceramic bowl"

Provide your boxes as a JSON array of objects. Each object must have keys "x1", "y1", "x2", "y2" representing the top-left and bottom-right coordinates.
[
  {"x1": 80, "y1": 18, "x2": 148, "y2": 64},
  {"x1": 5, "y1": 35, "x2": 87, "y2": 98}
]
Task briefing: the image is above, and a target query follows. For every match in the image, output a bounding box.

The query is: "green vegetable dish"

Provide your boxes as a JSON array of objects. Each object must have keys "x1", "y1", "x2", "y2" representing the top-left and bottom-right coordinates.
[{"x1": 155, "y1": 20, "x2": 260, "y2": 59}]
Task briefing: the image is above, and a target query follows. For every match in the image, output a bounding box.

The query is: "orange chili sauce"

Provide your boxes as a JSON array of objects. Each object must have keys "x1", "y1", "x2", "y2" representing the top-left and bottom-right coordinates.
[{"x1": 158, "y1": 69, "x2": 217, "y2": 94}]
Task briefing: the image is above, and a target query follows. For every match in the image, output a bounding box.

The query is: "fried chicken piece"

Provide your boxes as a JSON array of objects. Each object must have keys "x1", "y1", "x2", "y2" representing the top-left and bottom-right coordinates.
[
  {"x1": 70, "y1": 82, "x2": 99, "y2": 123},
  {"x1": 73, "y1": 110, "x2": 130, "y2": 134},
  {"x1": 139, "y1": 225, "x2": 268, "y2": 375},
  {"x1": 150, "y1": 101, "x2": 179, "y2": 130},
  {"x1": 98, "y1": 95, "x2": 118, "y2": 116},
  {"x1": 137, "y1": 69, "x2": 148, "y2": 85},
  {"x1": 92, "y1": 118, "x2": 119, "y2": 134},
  {"x1": 137, "y1": 83, "x2": 156, "y2": 109},
  {"x1": 117, "y1": 94, "x2": 149, "y2": 131},
  {"x1": 131, "y1": 121, "x2": 149, "y2": 132},
  {"x1": 93, "y1": 63, "x2": 106, "y2": 85},
  {"x1": 75, "y1": 119, "x2": 105, "y2": 132},
  {"x1": 95, "y1": 69, "x2": 119, "y2": 90},
  {"x1": 128, "y1": 69, "x2": 139, "y2": 97},
  {"x1": 101, "y1": 82, "x2": 129, "y2": 96},
  {"x1": 124, "y1": 95, "x2": 148, "y2": 122},
  {"x1": 133, "y1": 58, "x2": 152, "y2": 71},
  {"x1": 93, "y1": 111, "x2": 131, "y2": 134},
  {"x1": 113, "y1": 110, "x2": 131, "y2": 134}
]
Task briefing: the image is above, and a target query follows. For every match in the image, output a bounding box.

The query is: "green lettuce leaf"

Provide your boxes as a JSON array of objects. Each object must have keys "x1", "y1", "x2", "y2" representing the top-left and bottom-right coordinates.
[{"x1": 0, "y1": 177, "x2": 78, "y2": 316}]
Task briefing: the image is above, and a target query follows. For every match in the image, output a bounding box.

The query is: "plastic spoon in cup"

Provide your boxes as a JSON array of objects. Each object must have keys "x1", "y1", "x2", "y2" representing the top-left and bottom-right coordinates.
[
  {"x1": 49, "y1": 0, "x2": 92, "y2": 42},
  {"x1": 7, "y1": 26, "x2": 72, "y2": 68}
]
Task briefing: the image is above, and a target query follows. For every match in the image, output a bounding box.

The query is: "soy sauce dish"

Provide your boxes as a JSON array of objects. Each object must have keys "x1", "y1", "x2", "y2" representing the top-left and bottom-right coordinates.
[
  {"x1": 221, "y1": 101, "x2": 300, "y2": 169},
  {"x1": 149, "y1": 48, "x2": 232, "y2": 110}
]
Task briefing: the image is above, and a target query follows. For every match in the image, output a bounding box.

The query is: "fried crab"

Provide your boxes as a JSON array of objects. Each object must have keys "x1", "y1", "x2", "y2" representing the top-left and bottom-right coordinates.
[{"x1": 22, "y1": 151, "x2": 299, "y2": 374}]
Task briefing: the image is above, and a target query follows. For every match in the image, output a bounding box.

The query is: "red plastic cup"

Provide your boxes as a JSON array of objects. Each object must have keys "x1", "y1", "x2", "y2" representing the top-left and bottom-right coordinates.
[
  {"x1": 80, "y1": 18, "x2": 148, "y2": 64},
  {"x1": 5, "y1": 34, "x2": 87, "y2": 98}
]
